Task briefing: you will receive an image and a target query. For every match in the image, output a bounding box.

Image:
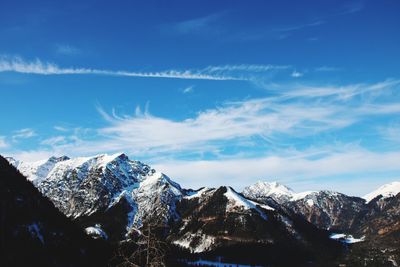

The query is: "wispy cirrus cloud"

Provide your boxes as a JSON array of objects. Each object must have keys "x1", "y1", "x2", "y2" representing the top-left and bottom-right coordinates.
[
  {"x1": 379, "y1": 124, "x2": 400, "y2": 143},
  {"x1": 12, "y1": 128, "x2": 36, "y2": 141},
  {"x1": 24, "y1": 79, "x2": 399, "y2": 160},
  {"x1": 0, "y1": 56, "x2": 241, "y2": 81},
  {"x1": 273, "y1": 20, "x2": 325, "y2": 33},
  {"x1": 91, "y1": 97, "x2": 354, "y2": 157},
  {"x1": 280, "y1": 79, "x2": 400, "y2": 100},
  {"x1": 40, "y1": 136, "x2": 66, "y2": 146},
  {"x1": 315, "y1": 66, "x2": 342, "y2": 72},
  {"x1": 54, "y1": 126, "x2": 69, "y2": 132},
  {"x1": 0, "y1": 56, "x2": 299, "y2": 81},
  {"x1": 55, "y1": 44, "x2": 81, "y2": 55},
  {"x1": 339, "y1": 1, "x2": 365, "y2": 15},
  {"x1": 0, "y1": 56, "x2": 300, "y2": 81},
  {"x1": 202, "y1": 64, "x2": 290, "y2": 72},
  {"x1": 172, "y1": 12, "x2": 224, "y2": 35},
  {"x1": 182, "y1": 86, "x2": 194, "y2": 94}
]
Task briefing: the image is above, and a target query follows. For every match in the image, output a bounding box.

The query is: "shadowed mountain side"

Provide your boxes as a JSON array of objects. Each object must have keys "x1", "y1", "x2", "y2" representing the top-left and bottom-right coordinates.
[{"x1": 0, "y1": 155, "x2": 111, "y2": 267}]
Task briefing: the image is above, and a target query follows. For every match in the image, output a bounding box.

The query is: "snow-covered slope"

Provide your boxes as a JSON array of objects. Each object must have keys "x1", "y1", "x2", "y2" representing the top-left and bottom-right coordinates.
[
  {"x1": 363, "y1": 181, "x2": 400, "y2": 203},
  {"x1": 7, "y1": 153, "x2": 183, "y2": 239},
  {"x1": 6, "y1": 155, "x2": 70, "y2": 185},
  {"x1": 224, "y1": 186, "x2": 274, "y2": 215}
]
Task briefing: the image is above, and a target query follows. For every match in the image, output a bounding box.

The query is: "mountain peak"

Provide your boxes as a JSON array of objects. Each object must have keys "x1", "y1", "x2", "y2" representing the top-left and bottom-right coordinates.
[
  {"x1": 88, "y1": 152, "x2": 128, "y2": 164},
  {"x1": 5, "y1": 156, "x2": 18, "y2": 166},
  {"x1": 243, "y1": 180, "x2": 294, "y2": 200},
  {"x1": 363, "y1": 181, "x2": 400, "y2": 202}
]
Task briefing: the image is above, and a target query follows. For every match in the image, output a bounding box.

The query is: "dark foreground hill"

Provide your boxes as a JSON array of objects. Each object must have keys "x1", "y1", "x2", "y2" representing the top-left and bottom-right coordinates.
[{"x1": 0, "y1": 156, "x2": 111, "y2": 267}]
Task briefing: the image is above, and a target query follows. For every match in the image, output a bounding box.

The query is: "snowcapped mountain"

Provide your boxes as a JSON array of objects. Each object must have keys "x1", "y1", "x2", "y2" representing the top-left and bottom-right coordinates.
[
  {"x1": 242, "y1": 181, "x2": 318, "y2": 204},
  {"x1": 243, "y1": 181, "x2": 366, "y2": 232},
  {"x1": 171, "y1": 186, "x2": 332, "y2": 252},
  {"x1": 169, "y1": 186, "x2": 341, "y2": 265},
  {"x1": 363, "y1": 181, "x2": 400, "y2": 203},
  {"x1": 243, "y1": 180, "x2": 400, "y2": 265},
  {"x1": 5, "y1": 152, "x2": 400, "y2": 266},
  {"x1": 7, "y1": 153, "x2": 183, "y2": 240},
  {"x1": 354, "y1": 181, "x2": 400, "y2": 239}
]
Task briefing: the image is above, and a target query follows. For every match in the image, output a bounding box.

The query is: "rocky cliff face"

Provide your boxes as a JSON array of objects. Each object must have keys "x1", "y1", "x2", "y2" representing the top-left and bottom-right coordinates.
[
  {"x1": 287, "y1": 191, "x2": 367, "y2": 232},
  {"x1": 243, "y1": 182, "x2": 367, "y2": 232},
  {"x1": 243, "y1": 180, "x2": 400, "y2": 266},
  {"x1": 338, "y1": 194, "x2": 400, "y2": 266}
]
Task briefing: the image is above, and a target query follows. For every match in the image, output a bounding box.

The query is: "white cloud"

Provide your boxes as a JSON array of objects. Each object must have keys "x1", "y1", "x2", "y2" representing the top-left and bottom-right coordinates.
[
  {"x1": 0, "y1": 136, "x2": 8, "y2": 148},
  {"x1": 55, "y1": 44, "x2": 80, "y2": 55},
  {"x1": 153, "y1": 149, "x2": 400, "y2": 196},
  {"x1": 10, "y1": 79, "x2": 397, "y2": 162},
  {"x1": 58, "y1": 78, "x2": 400, "y2": 159},
  {"x1": 170, "y1": 12, "x2": 226, "y2": 36},
  {"x1": 281, "y1": 79, "x2": 400, "y2": 100},
  {"x1": 92, "y1": 97, "x2": 354, "y2": 157},
  {"x1": 273, "y1": 20, "x2": 325, "y2": 33},
  {"x1": 40, "y1": 136, "x2": 66, "y2": 146},
  {"x1": 380, "y1": 124, "x2": 400, "y2": 143},
  {"x1": 315, "y1": 66, "x2": 341, "y2": 72},
  {"x1": 203, "y1": 64, "x2": 290, "y2": 73},
  {"x1": 54, "y1": 126, "x2": 69, "y2": 132},
  {"x1": 4, "y1": 79, "x2": 400, "y2": 197},
  {"x1": 291, "y1": 70, "x2": 303, "y2": 78},
  {"x1": 5, "y1": 142, "x2": 400, "y2": 196},
  {"x1": 7, "y1": 150, "x2": 55, "y2": 162},
  {"x1": 12, "y1": 128, "x2": 36, "y2": 140},
  {"x1": 182, "y1": 86, "x2": 194, "y2": 94}
]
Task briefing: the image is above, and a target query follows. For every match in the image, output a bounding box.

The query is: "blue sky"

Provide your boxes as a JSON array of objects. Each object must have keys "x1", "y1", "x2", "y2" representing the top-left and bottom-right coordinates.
[{"x1": 1, "y1": 0, "x2": 400, "y2": 195}]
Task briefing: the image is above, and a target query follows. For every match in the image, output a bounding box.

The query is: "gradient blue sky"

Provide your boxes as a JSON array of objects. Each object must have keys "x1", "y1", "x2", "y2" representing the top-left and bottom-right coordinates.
[{"x1": 1, "y1": 0, "x2": 400, "y2": 195}]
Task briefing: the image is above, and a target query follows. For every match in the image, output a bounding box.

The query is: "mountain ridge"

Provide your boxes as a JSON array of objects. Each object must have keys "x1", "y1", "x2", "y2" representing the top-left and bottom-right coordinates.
[{"x1": 5, "y1": 153, "x2": 400, "y2": 266}]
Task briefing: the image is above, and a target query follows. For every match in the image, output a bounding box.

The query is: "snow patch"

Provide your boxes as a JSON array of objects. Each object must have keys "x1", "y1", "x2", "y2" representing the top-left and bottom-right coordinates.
[
  {"x1": 185, "y1": 187, "x2": 212, "y2": 200},
  {"x1": 306, "y1": 199, "x2": 314, "y2": 207},
  {"x1": 224, "y1": 187, "x2": 269, "y2": 219},
  {"x1": 290, "y1": 191, "x2": 316, "y2": 201},
  {"x1": 173, "y1": 232, "x2": 216, "y2": 253},
  {"x1": 248, "y1": 200, "x2": 275, "y2": 211},
  {"x1": 330, "y1": 233, "x2": 365, "y2": 244},
  {"x1": 85, "y1": 225, "x2": 108, "y2": 239},
  {"x1": 27, "y1": 223, "x2": 44, "y2": 244}
]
